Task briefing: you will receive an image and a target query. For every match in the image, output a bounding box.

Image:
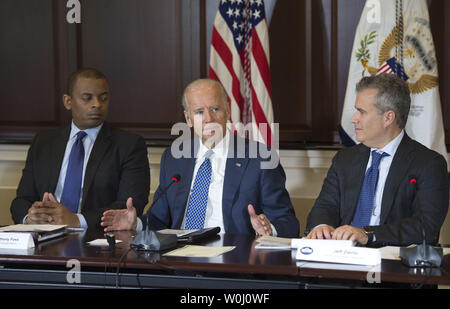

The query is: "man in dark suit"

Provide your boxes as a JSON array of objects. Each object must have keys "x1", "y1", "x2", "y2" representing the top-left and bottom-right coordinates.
[
  {"x1": 10, "y1": 68, "x2": 150, "y2": 229},
  {"x1": 306, "y1": 74, "x2": 449, "y2": 246},
  {"x1": 101, "y1": 79, "x2": 299, "y2": 237}
]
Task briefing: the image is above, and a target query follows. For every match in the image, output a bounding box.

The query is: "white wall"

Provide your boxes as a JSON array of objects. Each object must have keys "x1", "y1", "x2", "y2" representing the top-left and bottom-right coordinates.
[{"x1": 1, "y1": 144, "x2": 449, "y2": 244}]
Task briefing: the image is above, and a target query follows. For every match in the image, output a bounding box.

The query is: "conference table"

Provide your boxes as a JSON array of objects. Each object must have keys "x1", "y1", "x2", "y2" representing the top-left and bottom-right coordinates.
[{"x1": 0, "y1": 229, "x2": 449, "y2": 289}]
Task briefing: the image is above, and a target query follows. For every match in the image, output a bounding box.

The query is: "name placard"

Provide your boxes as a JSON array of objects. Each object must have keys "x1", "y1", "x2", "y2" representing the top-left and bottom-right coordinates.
[
  {"x1": 0, "y1": 233, "x2": 35, "y2": 250},
  {"x1": 291, "y1": 238, "x2": 354, "y2": 249},
  {"x1": 296, "y1": 244, "x2": 381, "y2": 266}
]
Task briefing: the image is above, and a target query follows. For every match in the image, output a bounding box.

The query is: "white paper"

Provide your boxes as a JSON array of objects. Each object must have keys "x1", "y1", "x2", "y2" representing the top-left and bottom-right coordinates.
[
  {"x1": 65, "y1": 227, "x2": 86, "y2": 232},
  {"x1": 378, "y1": 246, "x2": 401, "y2": 260},
  {"x1": 254, "y1": 236, "x2": 292, "y2": 250},
  {"x1": 254, "y1": 243, "x2": 292, "y2": 250},
  {"x1": 163, "y1": 245, "x2": 235, "y2": 258},
  {"x1": 0, "y1": 224, "x2": 66, "y2": 232},
  {"x1": 291, "y1": 238, "x2": 355, "y2": 249},
  {"x1": 87, "y1": 239, "x2": 122, "y2": 246}
]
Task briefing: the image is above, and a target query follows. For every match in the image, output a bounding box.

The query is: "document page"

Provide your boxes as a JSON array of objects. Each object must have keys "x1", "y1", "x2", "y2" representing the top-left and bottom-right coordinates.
[
  {"x1": 254, "y1": 235, "x2": 292, "y2": 250},
  {"x1": 163, "y1": 245, "x2": 235, "y2": 258}
]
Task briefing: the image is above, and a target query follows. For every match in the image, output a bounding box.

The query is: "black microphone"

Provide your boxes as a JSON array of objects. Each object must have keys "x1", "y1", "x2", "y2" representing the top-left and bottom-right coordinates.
[
  {"x1": 400, "y1": 176, "x2": 443, "y2": 267},
  {"x1": 131, "y1": 174, "x2": 181, "y2": 251},
  {"x1": 145, "y1": 174, "x2": 180, "y2": 231}
]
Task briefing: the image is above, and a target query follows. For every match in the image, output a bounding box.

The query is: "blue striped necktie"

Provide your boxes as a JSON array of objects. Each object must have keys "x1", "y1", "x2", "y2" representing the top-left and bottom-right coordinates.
[
  {"x1": 351, "y1": 150, "x2": 389, "y2": 228},
  {"x1": 60, "y1": 131, "x2": 87, "y2": 213},
  {"x1": 185, "y1": 150, "x2": 213, "y2": 229}
]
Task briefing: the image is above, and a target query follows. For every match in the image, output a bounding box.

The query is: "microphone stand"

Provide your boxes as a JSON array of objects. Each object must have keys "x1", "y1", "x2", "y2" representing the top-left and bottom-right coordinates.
[
  {"x1": 131, "y1": 175, "x2": 181, "y2": 251},
  {"x1": 400, "y1": 178, "x2": 443, "y2": 267}
]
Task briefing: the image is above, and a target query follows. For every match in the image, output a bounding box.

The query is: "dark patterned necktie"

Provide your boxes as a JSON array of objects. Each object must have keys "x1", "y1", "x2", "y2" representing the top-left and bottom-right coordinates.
[{"x1": 352, "y1": 150, "x2": 389, "y2": 228}]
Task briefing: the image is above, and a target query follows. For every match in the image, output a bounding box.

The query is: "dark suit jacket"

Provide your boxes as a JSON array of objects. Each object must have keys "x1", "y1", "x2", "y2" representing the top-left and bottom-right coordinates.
[
  {"x1": 10, "y1": 123, "x2": 150, "y2": 229},
  {"x1": 141, "y1": 135, "x2": 300, "y2": 238},
  {"x1": 306, "y1": 134, "x2": 449, "y2": 246}
]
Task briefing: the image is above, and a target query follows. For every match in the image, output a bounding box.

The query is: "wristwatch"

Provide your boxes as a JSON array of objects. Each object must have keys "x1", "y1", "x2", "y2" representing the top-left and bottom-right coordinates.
[{"x1": 363, "y1": 226, "x2": 376, "y2": 245}]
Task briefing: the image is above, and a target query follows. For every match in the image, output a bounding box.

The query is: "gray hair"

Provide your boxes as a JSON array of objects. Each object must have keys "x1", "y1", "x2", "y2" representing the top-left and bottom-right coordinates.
[
  {"x1": 356, "y1": 73, "x2": 411, "y2": 129},
  {"x1": 182, "y1": 79, "x2": 229, "y2": 112}
]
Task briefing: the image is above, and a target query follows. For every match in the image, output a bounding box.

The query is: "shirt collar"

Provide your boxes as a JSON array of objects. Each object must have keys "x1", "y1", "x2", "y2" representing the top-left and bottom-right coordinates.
[
  {"x1": 70, "y1": 121, "x2": 103, "y2": 141},
  {"x1": 371, "y1": 129, "x2": 404, "y2": 157}
]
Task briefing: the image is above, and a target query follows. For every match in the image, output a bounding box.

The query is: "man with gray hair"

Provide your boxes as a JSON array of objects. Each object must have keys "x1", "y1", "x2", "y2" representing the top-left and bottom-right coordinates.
[
  {"x1": 306, "y1": 73, "x2": 449, "y2": 246},
  {"x1": 102, "y1": 78, "x2": 299, "y2": 237}
]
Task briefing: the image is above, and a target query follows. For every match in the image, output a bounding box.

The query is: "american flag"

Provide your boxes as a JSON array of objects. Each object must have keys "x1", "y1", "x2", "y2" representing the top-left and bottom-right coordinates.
[
  {"x1": 209, "y1": 0, "x2": 274, "y2": 146},
  {"x1": 377, "y1": 57, "x2": 409, "y2": 81}
]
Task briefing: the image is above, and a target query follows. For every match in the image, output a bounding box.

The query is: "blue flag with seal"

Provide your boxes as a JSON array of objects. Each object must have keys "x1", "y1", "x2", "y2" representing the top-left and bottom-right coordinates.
[{"x1": 340, "y1": 0, "x2": 448, "y2": 170}]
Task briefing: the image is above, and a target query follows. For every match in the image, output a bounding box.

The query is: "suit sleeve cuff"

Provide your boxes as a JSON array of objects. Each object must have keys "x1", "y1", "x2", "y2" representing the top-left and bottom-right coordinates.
[
  {"x1": 136, "y1": 218, "x2": 143, "y2": 232},
  {"x1": 271, "y1": 224, "x2": 278, "y2": 237},
  {"x1": 77, "y1": 214, "x2": 88, "y2": 229}
]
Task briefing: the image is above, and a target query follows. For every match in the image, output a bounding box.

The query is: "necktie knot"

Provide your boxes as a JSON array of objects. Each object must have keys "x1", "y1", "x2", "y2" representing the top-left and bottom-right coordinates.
[
  {"x1": 76, "y1": 131, "x2": 87, "y2": 141},
  {"x1": 205, "y1": 149, "x2": 214, "y2": 159},
  {"x1": 371, "y1": 151, "x2": 389, "y2": 170}
]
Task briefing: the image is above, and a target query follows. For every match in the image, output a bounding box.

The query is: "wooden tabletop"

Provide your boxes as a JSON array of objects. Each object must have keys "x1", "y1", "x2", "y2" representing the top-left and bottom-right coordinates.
[{"x1": 0, "y1": 229, "x2": 449, "y2": 287}]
